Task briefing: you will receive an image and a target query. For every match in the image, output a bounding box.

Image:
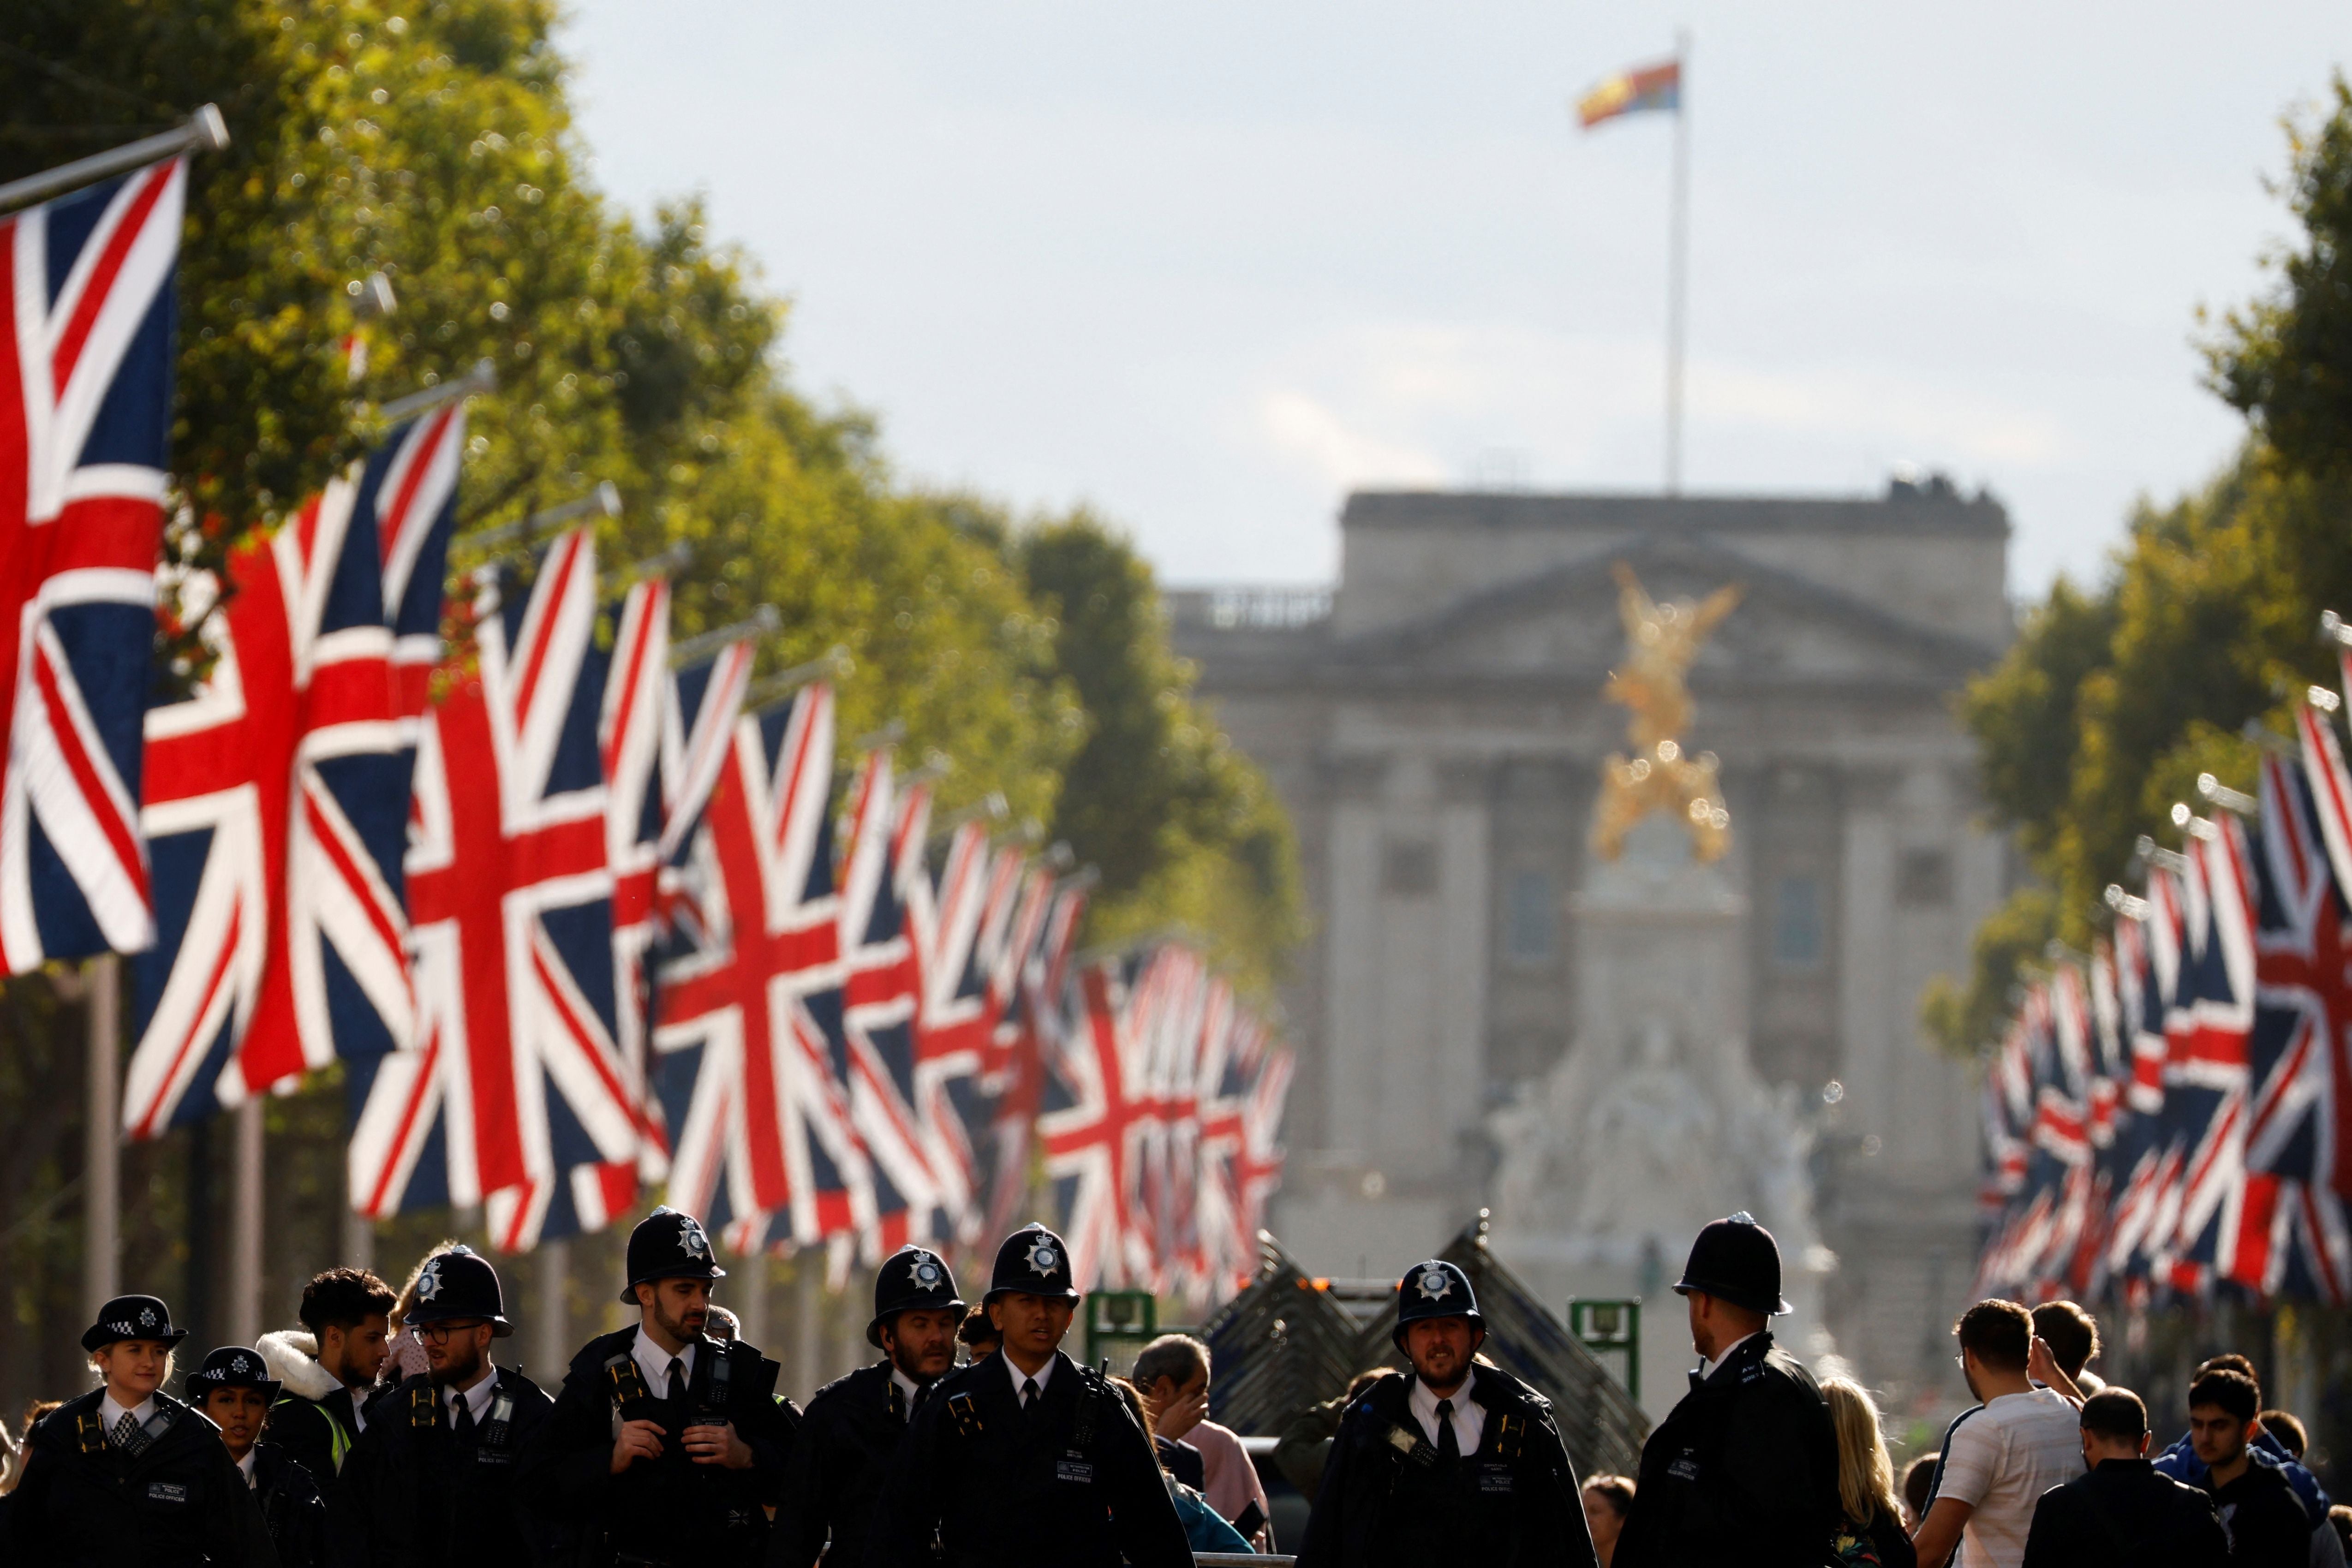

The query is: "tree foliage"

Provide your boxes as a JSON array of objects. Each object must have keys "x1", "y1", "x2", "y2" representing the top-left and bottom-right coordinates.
[{"x1": 1934, "y1": 80, "x2": 2352, "y2": 1054}]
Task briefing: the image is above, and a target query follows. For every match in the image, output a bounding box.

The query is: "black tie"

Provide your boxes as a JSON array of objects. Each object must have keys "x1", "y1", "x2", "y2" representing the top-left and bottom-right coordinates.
[
  {"x1": 452, "y1": 1394, "x2": 477, "y2": 1447},
  {"x1": 1434, "y1": 1399, "x2": 1459, "y2": 1466},
  {"x1": 889, "y1": 1380, "x2": 907, "y2": 1424},
  {"x1": 1021, "y1": 1377, "x2": 1040, "y2": 1414},
  {"x1": 667, "y1": 1357, "x2": 686, "y2": 1407}
]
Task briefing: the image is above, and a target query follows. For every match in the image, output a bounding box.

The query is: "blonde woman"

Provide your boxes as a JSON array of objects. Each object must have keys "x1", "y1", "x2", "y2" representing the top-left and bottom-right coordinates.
[{"x1": 1821, "y1": 1375, "x2": 1917, "y2": 1568}]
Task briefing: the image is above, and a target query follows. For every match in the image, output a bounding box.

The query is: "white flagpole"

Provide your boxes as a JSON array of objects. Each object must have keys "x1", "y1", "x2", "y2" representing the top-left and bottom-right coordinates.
[
  {"x1": 83, "y1": 954, "x2": 120, "y2": 1320},
  {"x1": 1665, "y1": 30, "x2": 1692, "y2": 495}
]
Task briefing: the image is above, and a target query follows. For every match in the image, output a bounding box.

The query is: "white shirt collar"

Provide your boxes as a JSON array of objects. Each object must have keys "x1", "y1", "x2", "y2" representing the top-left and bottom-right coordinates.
[
  {"x1": 443, "y1": 1364, "x2": 498, "y2": 1427},
  {"x1": 632, "y1": 1326, "x2": 698, "y2": 1399},
  {"x1": 1004, "y1": 1352, "x2": 1056, "y2": 1401},
  {"x1": 890, "y1": 1364, "x2": 925, "y2": 1411},
  {"x1": 1407, "y1": 1373, "x2": 1484, "y2": 1453},
  {"x1": 99, "y1": 1391, "x2": 157, "y2": 1432},
  {"x1": 236, "y1": 1448, "x2": 257, "y2": 1484},
  {"x1": 1699, "y1": 1331, "x2": 1760, "y2": 1383}
]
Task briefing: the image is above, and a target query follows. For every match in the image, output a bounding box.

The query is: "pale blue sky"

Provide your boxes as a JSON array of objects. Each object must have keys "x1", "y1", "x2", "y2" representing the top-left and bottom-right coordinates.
[{"x1": 561, "y1": 3, "x2": 2345, "y2": 595}]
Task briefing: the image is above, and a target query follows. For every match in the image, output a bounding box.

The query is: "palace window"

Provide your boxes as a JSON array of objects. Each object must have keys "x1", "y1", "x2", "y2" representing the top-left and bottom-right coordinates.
[
  {"x1": 1773, "y1": 875, "x2": 1826, "y2": 969},
  {"x1": 1505, "y1": 869, "x2": 1556, "y2": 962}
]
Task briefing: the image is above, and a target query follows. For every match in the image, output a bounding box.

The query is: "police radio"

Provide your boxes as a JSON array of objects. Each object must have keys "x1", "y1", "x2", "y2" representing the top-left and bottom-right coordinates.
[
  {"x1": 478, "y1": 1388, "x2": 516, "y2": 1462},
  {"x1": 695, "y1": 1343, "x2": 734, "y2": 1425}
]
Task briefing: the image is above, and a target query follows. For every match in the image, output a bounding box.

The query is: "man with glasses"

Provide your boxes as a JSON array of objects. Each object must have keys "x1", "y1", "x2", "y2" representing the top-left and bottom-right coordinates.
[{"x1": 341, "y1": 1248, "x2": 561, "y2": 1564}]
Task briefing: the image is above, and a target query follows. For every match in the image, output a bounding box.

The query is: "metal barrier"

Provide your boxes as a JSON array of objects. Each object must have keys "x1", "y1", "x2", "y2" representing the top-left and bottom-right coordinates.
[{"x1": 1197, "y1": 1556, "x2": 1296, "y2": 1566}]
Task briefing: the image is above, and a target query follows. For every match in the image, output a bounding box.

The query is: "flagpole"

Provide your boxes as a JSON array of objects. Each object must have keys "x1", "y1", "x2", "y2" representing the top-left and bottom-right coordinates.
[
  {"x1": 83, "y1": 954, "x2": 119, "y2": 1321},
  {"x1": 1665, "y1": 30, "x2": 1691, "y2": 496},
  {"x1": 227, "y1": 1098, "x2": 263, "y2": 1344},
  {"x1": 0, "y1": 105, "x2": 229, "y2": 215}
]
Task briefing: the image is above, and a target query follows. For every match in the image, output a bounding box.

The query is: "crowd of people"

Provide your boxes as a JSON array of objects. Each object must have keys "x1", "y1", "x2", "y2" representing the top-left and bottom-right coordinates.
[{"x1": 0, "y1": 1203, "x2": 2340, "y2": 1567}]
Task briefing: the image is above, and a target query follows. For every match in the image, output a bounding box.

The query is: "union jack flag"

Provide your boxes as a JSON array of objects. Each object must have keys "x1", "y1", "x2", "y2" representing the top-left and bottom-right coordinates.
[
  {"x1": 837, "y1": 752, "x2": 941, "y2": 1252},
  {"x1": 0, "y1": 159, "x2": 187, "y2": 969},
  {"x1": 2242, "y1": 750, "x2": 2352, "y2": 1300},
  {"x1": 2158, "y1": 812, "x2": 2259, "y2": 1294},
  {"x1": 978, "y1": 871, "x2": 1076, "y2": 1240},
  {"x1": 124, "y1": 417, "x2": 451, "y2": 1134},
  {"x1": 346, "y1": 530, "x2": 639, "y2": 1251},
  {"x1": 1042, "y1": 954, "x2": 1160, "y2": 1291},
  {"x1": 654, "y1": 681, "x2": 876, "y2": 1255},
  {"x1": 907, "y1": 817, "x2": 1000, "y2": 1240}
]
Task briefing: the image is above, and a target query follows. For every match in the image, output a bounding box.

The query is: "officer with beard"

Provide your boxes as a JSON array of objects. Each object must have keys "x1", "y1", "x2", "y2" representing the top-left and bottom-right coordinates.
[
  {"x1": 342, "y1": 1248, "x2": 560, "y2": 1565},
  {"x1": 1295, "y1": 1259, "x2": 1598, "y2": 1568},
  {"x1": 187, "y1": 1345, "x2": 328, "y2": 1568},
  {"x1": 519, "y1": 1207, "x2": 795, "y2": 1568},
  {"x1": 870, "y1": 1223, "x2": 1190, "y2": 1568},
  {"x1": 1612, "y1": 1213, "x2": 1841, "y2": 1568},
  {"x1": 771, "y1": 1246, "x2": 965, "y2": 1568}
]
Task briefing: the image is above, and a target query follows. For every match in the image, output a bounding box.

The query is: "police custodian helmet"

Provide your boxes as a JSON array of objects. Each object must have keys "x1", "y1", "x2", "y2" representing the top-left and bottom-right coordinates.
[
  {"x1": 866, "y1": 1246, "x2": 966, "y2": 1347},
  {"x1": 405, "y1": 1247, "x2": 515, "y2": 1337},
  {"x1": 186, "y1": 1345, "x2": 281, "y2": 1404},
  {"x1": 1391, "y1": 1258, "x2": 1483, "y2": 1352},
  {"x1": 985, "y1": 1223, "x2": 1080, "y2": 1303},
  {"x1": 81, "y1": 1294, "x2": 191, "y2": 1353},
  {"x1": 619, "y1": 1206, "x2": 728, "y2": 1303},
  {"x1": 1672, "y1": 1211, "x2": 1793, "y2": 1316}
]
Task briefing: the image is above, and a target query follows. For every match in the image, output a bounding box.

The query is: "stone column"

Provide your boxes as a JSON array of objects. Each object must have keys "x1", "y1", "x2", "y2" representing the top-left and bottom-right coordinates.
[
  {"x1": 1837, "y1": 769, "x2": 1900, "y2": 1127},
  {"x1": 1320, "y1": 753, "x2": 1388, "y2": 1151},
  {"x1": 1434, "y1": 757, "x2": 1493, "y2": 1150}
]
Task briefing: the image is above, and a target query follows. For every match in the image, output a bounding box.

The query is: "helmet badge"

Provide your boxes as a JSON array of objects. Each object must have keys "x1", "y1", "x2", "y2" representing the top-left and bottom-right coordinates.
[{"x1": 1415, "y1": 1267, "x2": 1453, "y2": 1302}]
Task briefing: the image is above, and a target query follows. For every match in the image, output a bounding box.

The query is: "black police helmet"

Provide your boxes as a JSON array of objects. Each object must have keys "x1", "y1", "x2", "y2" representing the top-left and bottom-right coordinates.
[
  {"x1": 404, "y1": 1247, "x2": 514, "y2": 1337},
  {"x1": 1672, "y1": 1211, "x2": 1792, "y2": 1317},
  {"x1": 186, "y1": 1345, "x2": 281, "y2": 1405},
  {"x1": 619, "y1": 1206, "x2": 728, "y2": 1304},
  {"x1": 867, "y1": 1246, "x2": 966, "y2": 1348},
  {"x1": 985, "y1": 1223, "x2": 1080, "y2": 1304},
  {"x1": 81, "y1": 1294, "x2": 191, "y2": 1353},
  {"x1": 1390, "y1": 1259, "x2": 1483, "y2": 1353}
]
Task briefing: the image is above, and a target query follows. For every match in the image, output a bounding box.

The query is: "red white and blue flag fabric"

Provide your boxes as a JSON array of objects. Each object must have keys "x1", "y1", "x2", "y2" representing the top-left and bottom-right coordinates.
[
  {"x1": 0, "y1": 158, "x2": 186, "y2": 970},
  {"x1": 978, "y1": 871, "x2": 1075, "y2": 1240},
  {"x1": 346, "y1": 530, "x2": 639, "y2": 1251},
  {"x1": 1042, "y1": 953, "x2": 1159, "y2": 1292},
  {"x1": 654, "y1": 681, "x2": 876, "y2": 1256},
  {"x1": 908, "y1": 817, "x2": 997, "y2": 1240},
  {"x1": 837, "y1": 753, "x2": 941, "y2": 1252},
  {"x1": 123, "y1": 417, "x2": 453, "y2": 1135}
]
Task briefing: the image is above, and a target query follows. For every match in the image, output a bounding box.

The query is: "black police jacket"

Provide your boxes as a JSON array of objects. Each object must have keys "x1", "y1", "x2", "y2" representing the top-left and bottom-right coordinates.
[
  {"x1": 251, "y1": 1441, "x2": 328, "y2": 1568},
  {"x1": 1612, "y1": 1331, "x2": 1841, "y2": 1568},
  {"x1": 341, "y1": 1366, "x2": 559, "y2": 1567},
  {"x1": 518, "y1": 1328, "x2": 796, "y2": 1568},
  {"x1": 2018, "y1": 1458, "x2": 2229, "y2": 1568},
  {"x1": 769, "y1": 1358, "x2": 928, "y2": 1568},
  {"x1": 3, "y1": 1388, "x2": 275, "y2": 1568},
  {"x1": 868, "y1": 1349, "x2": 1191, "y2": 1568},
  {"x1": 1293, "y1": 1365, "x2": 1599, "y2": 1568}
]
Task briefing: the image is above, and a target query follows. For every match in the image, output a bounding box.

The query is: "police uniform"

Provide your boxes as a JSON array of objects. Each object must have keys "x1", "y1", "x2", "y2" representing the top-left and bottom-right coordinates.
[
  {"x1": 340, "y1": 1250, "x2": 561, "y2": 1566},
  {"x1": 2, "y1": 1295, "x2": 275, "y2": 1568},
  {"x1": 1612, "y1": 1214, "x2": 1842, "y2": 1568},
  {"x1": 869, "y1": 1224, "x2": 1191, "y2": 1568},
  {"x1": 1295, "y1": 1260, "x2": 1599, "y2": 1568},
  {"x1": 518, "y1": 1208, "x2": 796, "y2": 1568},
  {"x1": 771, "y1": 1246, "x2": 965, "y2": 1568},
  {"x1": 188, "y1": 1345, "x2": 329, "y2": 1568}
]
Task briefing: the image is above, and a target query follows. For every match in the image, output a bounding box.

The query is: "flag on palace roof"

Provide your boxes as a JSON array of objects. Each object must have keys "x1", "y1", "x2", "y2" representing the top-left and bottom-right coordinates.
[{"x1": 1577, "y1": 57, "x2": 1682, "y2": 129}]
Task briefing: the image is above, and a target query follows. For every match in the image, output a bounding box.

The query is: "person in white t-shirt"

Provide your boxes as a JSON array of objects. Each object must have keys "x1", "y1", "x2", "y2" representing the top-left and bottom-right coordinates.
[{"x1": 1913, "y1": 1299, "x2": 2083, "y2": 1568}]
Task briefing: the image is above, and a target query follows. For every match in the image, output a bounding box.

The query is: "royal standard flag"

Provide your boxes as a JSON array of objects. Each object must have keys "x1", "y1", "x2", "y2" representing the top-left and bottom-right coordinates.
[{"x1": 1577, "y1": 57, "x2": 1682, "y2": 129}]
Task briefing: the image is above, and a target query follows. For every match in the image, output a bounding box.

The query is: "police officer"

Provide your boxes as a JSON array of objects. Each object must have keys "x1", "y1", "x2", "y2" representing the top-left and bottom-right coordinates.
[
  {"x1": 870, "y1": 1223, "x2": 1191, "y2": 1568},
  {"x1": 1612, "y1": 1212, "x2": 1842, "y2": 1568},
  {"x1": 771, "y1": 1246, "x2": 966, "y2": 1568},
  {"x1": 341, "y1": 1247, "x2": 561, "y2": 1565},
  {"x1": 1295, "y1": 1259, "x2": 1599, "y2": 1568},
  {"x1": 188, "y1": 1344, "x2": 328, "y2": 1567},
  {"x1": 3, "y1": 1294, "x2": 274, "y2": 1566},
  {"x1": 519, "y1": 1207, "x2": 795, "y2": 1568}
]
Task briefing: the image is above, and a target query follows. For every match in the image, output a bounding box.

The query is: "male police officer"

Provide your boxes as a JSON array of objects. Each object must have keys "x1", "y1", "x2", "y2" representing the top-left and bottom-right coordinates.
[
  {"x1": 871, "y1": 1223, "x2": 1191, "y2": 1568},
  {"x1": 519, "y1": 1206, "x2": 795, "y2": 1568},
  {"x1": 1612, "y1": 1212, "x2": 1842, "y2": 1568},
  {"x1": 772, "y1": 1246, "x2": 966, "y2": 1568},
  {"x1": 5, "y1": 1294, "x2": 275, "y2": 1567},
  {"x1": 1295, "y1": 1258, "x2": 1599, "y2": 1568},
  {"x1": 189, "y1": 1344, "x2": 329, "y2": 1568},
  {"x1": 342, "y1": 1247, "x2": 560, "y2": 1564}
]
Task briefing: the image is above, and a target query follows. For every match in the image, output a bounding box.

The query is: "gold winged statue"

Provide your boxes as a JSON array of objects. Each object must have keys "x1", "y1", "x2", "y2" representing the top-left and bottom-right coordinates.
[{"x1": 1591, "y1": 562, "x2": 1740, "y2": 862}]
